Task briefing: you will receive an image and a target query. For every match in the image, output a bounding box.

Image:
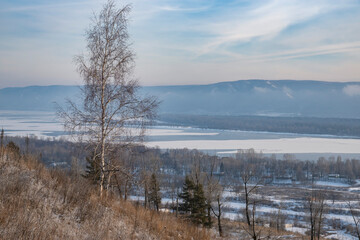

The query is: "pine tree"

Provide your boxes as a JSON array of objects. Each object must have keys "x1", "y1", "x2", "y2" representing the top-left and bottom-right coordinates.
[
  {"x1": 82, "y1": 151, "x2": 101, "y2": 184},
  {"x1": 179, "y1": 176, "x2": 195, "y2": 213},
  {"x1": 25, "y1": 135, "x2": 30, "y2": 154},
  {"x1": 191, "y1": 183, "x2": 207, "y2": 225},
  {"x1": 149, "y1": 173, "x2": 161, "y2": 211},
  {"x1": 220, "y1": 162, "x2": 225, "y2": 173},
  {"x1": 6, "y1": 141, "x2": 20, "y2": 158},
  {"x1": 179, "y1": 176, "x2": 207, "y2": 225},
  {"x1": 0, "y1": 128, "x2": 4, "y2": 148}
]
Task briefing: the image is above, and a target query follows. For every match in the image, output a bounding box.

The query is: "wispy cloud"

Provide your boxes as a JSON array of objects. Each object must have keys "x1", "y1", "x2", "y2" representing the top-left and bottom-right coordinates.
[
  {"x1": 195, "y1": 0, "x2": 356, "y2": 56},
  {"x1": 0, "y1": 1, "x2": 97, "y2": 13},
  {"x1": 220, "y1": 41, "x2": 360, "y2": 62},
  {"x1": 0, "y1": 0, "x2": 359, "y2": 87},
  {"x1": 157, "y1": 5, "x2": 210, "y2": 12}
]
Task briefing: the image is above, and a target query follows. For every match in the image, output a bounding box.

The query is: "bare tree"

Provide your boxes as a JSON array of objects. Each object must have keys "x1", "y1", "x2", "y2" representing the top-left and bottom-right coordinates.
[
  {"x1": 210, "y1": 188, "x2": 225, "y2": 237},
  {"x1": 348, "y1": 200, "x2": 360, "y2": 240},
  {"x1": 204, "y1": 156, "x2": 225, "y2": 235},
  {"x1": 306, "y1": 190, "x2": 326, "y2": 240},
  {"x1": 241, "y1": 165, "x2": 262, "y2": 227},
  {"x1": 236, "y1": 149, "x2": 264, "y2": 240},
  {"x1": 58, "y1": 0, "x2": 158, "y2": 197}
]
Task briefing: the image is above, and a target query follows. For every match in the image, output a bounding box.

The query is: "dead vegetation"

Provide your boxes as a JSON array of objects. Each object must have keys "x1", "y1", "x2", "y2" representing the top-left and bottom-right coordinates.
[
  {"x1": 0, "y1": 144, "x2": 310, "y2": 240},
  {"x1": 0, "y1": 146, "x2": 211, "y2": 240}
]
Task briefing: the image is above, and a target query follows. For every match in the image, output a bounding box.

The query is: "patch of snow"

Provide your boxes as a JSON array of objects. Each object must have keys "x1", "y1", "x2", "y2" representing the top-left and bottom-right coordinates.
[
  {"x1": 325, "y1": 230, "x2": 356, "y2": 240},
  {"x1": 315, "y1": 181, "x2": 350, "y2": 187},
  {"x1": 286, "y1": 226, "x2": 307, "y2": 235}
]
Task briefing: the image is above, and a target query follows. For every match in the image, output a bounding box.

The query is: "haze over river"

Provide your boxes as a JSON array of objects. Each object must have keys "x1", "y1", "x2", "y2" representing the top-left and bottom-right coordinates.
[{"x1": 1, "y1": 110, "x2": 360, "y2": 160}]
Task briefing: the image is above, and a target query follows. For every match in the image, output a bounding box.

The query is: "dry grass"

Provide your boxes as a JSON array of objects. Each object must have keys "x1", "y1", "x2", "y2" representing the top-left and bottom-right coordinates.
[
  {"x1": 0, "y1": 147, "x2": 211, "y2": 240},
  {"x1": 0, "y1": 146, "x2": 308, "y2": 240}
]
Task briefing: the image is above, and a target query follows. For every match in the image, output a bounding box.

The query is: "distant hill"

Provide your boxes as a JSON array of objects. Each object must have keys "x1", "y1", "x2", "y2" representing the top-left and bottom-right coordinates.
[
  {"x1": 1, "y1": 80, "x2": 360, "y2": 118},
  {"x1": 0, "y1": 85, "x2": 79, "y2": 111}
]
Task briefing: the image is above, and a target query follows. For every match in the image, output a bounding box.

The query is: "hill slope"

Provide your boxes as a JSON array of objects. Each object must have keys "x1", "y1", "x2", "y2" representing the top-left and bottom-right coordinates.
[
  {"x1": 1, "y1": 80, "x2": 360, "y2": 118},
  {"x1": 0, "y1": 149, "x2": 211, "y2": 240}
]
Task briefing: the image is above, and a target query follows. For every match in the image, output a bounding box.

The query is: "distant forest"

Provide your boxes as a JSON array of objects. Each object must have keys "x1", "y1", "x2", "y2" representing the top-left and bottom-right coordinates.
[
  {"x1": 159, "y1": 114, "x2": 360, "y2": 137},
  {"x1": 5, "y1": 135, "x2": 360, "y2": 183}
]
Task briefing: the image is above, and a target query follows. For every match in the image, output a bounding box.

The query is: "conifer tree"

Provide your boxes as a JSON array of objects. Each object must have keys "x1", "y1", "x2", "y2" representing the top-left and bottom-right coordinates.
[
  {"x1": 6, "y1": 141, "x2": 20, "y2": 158},
  {"x1": 25, "y1": 135, "x2": 30, "y2": 154},
  {"x1": 0, "y1": 128, "x2": 4, "y2": 148},
  {"x1": 82, "y1": 151, "x2": 101, "y2": 184},
  {"x1": 179, "y1": 176, "x2": 207, "y2": 225},
  {"x1": 149, "y1": 173, "x2": 161, "y2": 211},
  {"x1": 179, "y1": 176, "x2": 195, "y2": 213},
  {"x1": 191, "y1": 183, "x2": 207, "y2": 225}
]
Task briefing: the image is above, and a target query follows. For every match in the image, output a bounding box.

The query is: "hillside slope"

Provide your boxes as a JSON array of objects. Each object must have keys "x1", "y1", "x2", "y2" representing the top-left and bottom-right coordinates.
[{"x1": 0, "y1": 148, "x2": 211, "y2": 240}]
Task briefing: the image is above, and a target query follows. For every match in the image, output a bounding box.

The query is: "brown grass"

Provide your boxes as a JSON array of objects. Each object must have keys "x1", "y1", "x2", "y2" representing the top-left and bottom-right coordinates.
[
  {"x1": 0, "y1": 146, "x2": 308, "y2": 240},
  {"x1": 0, "y1": 147, "x2": 211, "y2": 240}
]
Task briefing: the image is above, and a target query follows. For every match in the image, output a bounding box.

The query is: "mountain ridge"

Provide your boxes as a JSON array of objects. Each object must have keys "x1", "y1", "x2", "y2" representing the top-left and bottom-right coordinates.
[{"x1": 1, "y1": 79, "x2": 360, "y2": 118}]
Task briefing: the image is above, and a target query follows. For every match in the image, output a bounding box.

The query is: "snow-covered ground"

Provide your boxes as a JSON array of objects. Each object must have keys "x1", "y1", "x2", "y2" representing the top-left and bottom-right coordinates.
[
  {"x1": 315, "y1": 181, "x2": 351, "y2": 187},
  {"x1": 326, "y1": 230, "x2": 357, "y2": 240}
]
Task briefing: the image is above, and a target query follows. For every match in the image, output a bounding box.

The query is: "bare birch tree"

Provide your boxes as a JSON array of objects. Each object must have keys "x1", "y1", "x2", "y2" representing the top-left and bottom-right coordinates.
[
  {"x1": 348, "y1": 200, "x2": 360, "y2": 240},
  {"x1": 58, "y1": 0, "x2": 158, "y2": 197},
  {"x1": 306, "y1": 190, "x2": 326, "y2": 240}
]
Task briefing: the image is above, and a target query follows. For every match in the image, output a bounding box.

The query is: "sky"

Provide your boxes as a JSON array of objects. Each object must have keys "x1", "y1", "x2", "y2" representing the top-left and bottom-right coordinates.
[{"x1": 0, "y1": 0, "x2": 360, "y2": 87}]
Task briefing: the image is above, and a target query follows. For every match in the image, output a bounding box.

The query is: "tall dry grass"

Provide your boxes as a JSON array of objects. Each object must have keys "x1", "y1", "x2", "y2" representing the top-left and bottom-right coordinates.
[{"x1": 0, "y1": 146, "x2": 211, "y2": 240}]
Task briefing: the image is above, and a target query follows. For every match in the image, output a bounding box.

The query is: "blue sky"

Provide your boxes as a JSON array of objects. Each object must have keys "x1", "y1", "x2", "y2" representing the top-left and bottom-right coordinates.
[{"x1": 0, "y1": 0, "x2": 360, "y2": 87}]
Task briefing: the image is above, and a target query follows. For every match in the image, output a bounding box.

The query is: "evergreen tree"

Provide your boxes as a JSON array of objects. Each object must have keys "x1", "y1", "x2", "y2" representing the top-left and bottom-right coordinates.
[
  {"x1": 25, "y1": 135, "x2": 30, "y2": 154},
  {"x1": 82, "y1": 150, "x2": 101, "y2": 184},
  {"x1": 179, "y1": 176, "x2": 195, "y2": 213},
  {"x1": 0, "y1": 128, "x2": 4, "y2": 148},
  {"x1": 149, "y1": 173, "x2": 161, "y2": 211},
  {"x1": 220, "y1": 162, "x2": 225, "y2": 173},
  {"x1": 6, "y1": 141, "x2": 21, "y2": 158},
  {"x1": 191, "y1": 183, "x2": 207, "y2": 225},
  {"x1": 179, "y1": 176, "x2": 207, "y2": 225}
]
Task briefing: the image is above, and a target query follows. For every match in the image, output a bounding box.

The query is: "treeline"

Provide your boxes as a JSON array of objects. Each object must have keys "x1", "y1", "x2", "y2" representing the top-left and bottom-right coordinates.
[
  {"x1": 159, "y1": 114, "x2": 360, "y2": 137},
  {"x1": 4, "y1": 135, "x2": 360, "y2": 186},
  {"x1": 3, "y1": 136, "x2": 360, "y2": 238},
  {"x1": 2, "y1": 135, "x2": 85, "y2": 168}
]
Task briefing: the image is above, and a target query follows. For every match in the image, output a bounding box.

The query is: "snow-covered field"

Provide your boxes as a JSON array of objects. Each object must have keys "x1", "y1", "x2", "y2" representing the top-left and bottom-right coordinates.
[{"x1": 130, "y1": 185, "x2": 359, "y2": 240}]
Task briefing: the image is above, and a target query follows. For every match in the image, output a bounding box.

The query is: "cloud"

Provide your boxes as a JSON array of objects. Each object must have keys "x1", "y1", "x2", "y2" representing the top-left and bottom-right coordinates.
[
  {"x1": 1, "y1": 0, "x2": 360, "y2": 87},
  {"x1": 157, "y1": 5, "x2": 209, "y2": 12},
  {"x1": 343, "y1": 85, "x2": 360, "y2": 96},
  {"x1": 223, "y1": 41, "x2": 360, "y2": 63},
  {"x1": 197, "y1": 0, "x2": 354, "y2": 55},
  {"x1": 0, "y1": 1, "x2": 98, "y2": 13}
]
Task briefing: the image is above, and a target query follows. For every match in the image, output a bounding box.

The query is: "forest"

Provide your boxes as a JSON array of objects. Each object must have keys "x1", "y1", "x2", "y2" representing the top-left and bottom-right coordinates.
[
  {"x1": 159, "y1": 114, "x2": 360, "y2": 137},
  {"x1": 3, "y1": 135, "x2": 360, "y2": 239}
]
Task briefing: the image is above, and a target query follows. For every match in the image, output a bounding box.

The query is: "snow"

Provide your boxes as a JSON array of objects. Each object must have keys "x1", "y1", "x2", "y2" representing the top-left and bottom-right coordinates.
[
  {"x1": 146, "y1": 137, "x2": 360, "y2": 154},
  {"x1": 146, "y1": 128, "x2": 218, "y2": 136},
  {"x1": 286, "y1": 226, "x2": 307, "y2": 235},
  {"x1": 315, "y1": 181, "x2": 350, "y2": 187},
  {"x1": 325, "y1": 230, "x2": 357, "y2": 240},
  {"x1": 349, "y1": 187, "x2": 360, "y2": 192},
  {"x1": 3, "y1": 110, "x2": 360, "y2": 155}
]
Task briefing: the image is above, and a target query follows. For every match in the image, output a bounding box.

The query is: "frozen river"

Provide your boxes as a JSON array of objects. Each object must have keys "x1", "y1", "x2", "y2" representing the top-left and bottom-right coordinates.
[{"x1": 1, "y1": 110, "x2": 360, "y2": 160}]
